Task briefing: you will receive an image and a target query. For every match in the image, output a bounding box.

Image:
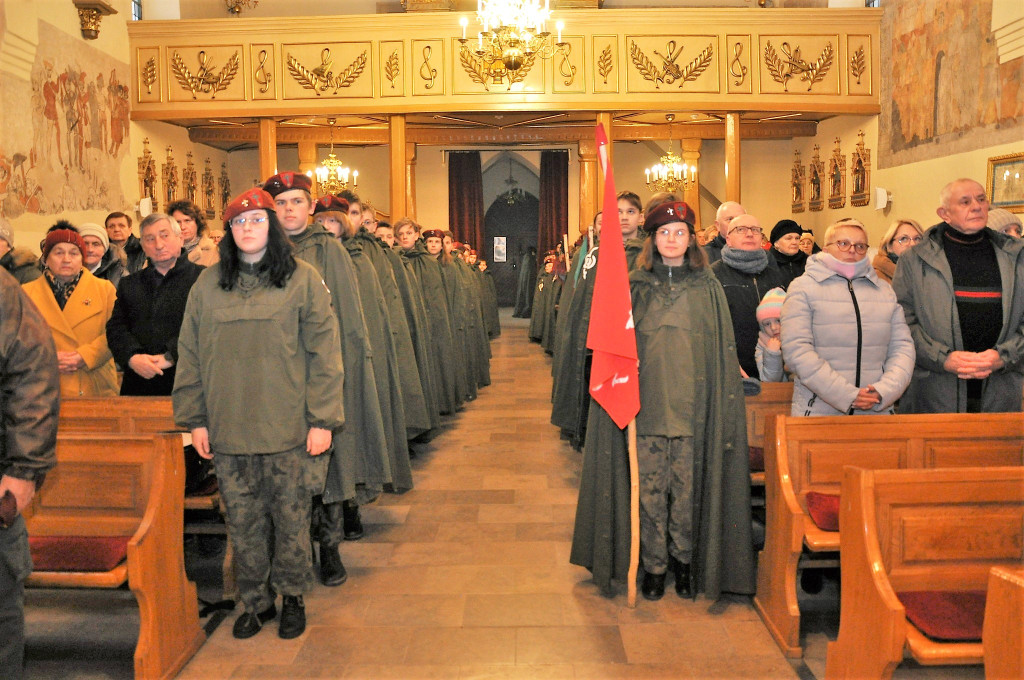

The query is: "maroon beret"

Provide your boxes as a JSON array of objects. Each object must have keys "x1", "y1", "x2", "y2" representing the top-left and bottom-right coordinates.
[
  {"x1": 313, "y1": 195, "x2": 350, "y2": 215},
  {"x1": 643, "y1": 201, "x2": 696, "y2": 233},
  {"x1": 262, "y1": 171, "x2": 312, "y2": 198},
  {"x1": 223, "y1": 188, "x2": 275, "y2": 225},
  {"x1": 422, "y1": 229, "x2": 444, "y2": 241}
]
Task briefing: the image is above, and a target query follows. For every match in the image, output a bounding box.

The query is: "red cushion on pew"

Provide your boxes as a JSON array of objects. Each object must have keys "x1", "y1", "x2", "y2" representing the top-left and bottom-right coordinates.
[
  {"x1": 804, "y1": 491, "x2": 840, "y2": 532},
  {"x1": 29, "y1": 536, "x2": 129, "y2": 572},
  {"x1": 748, "y1": 446, "x2": 765, "y2": 472},
  {"x1": 897, "y1": 590, "x2": 986, "y2": 642}
]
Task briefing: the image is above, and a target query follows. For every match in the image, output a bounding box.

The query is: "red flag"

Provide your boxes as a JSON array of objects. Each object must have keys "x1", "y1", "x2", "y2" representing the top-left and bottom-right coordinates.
[{"x1": 586, "y1": 124, "x2": 640, "y2": 429}]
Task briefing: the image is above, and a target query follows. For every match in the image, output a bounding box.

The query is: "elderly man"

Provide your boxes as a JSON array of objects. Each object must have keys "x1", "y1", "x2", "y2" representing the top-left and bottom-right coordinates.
[
  {"x1": 711, "y1": 213, "x2": 785, "y2": 380},
  {"x1": 893, "y1": 178, "x2": 1024, "y2": 413},
  {"x1": 106, "y1": 212, "x2": 203, "y2": 397},
  {"x1": 0, "y1": 267, "x2": 59, "y2": 679},
  {"x1": 0, "y1": 218, "x2": 41, "y2": 284},
  {"x1": 704, "y1": 201, "x2": 745, "y2": 263},
  {"x1": 105, "y1": 211, "x2": 146, "y2": 274}
]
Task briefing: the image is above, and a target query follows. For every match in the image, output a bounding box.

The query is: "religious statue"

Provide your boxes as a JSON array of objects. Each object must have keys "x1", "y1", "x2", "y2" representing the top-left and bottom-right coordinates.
[
  {"x1": 183, "y1": 152, "x2": 198, "y2": 204},
  {"x1": 828, "y1": 137, "x2": 846, "y2": 209},
  {"x1": 163, "y1": 146, "x2": 178, "y2": 205},
  {"x1": 808, "y1": 144, "x2": 824, "y2": 212},
  {"x1": 219, "y1": 162, "x2": 231, "y2": 215},
  {"x1": 138, "y1": 138, "x2": 158, "y2": 210},
  {"x1": 810, "y1": 168, "x2": 821, "y2": 201},
  {"x1": 849, "y1": 130, "x2": 872, "y2": 207},
  {"x1": 791, "y1": 149, "x2": 805, "y2": 213},
  {"x1": 202, "y1": 158, "x2": 216, "y2": 217}
]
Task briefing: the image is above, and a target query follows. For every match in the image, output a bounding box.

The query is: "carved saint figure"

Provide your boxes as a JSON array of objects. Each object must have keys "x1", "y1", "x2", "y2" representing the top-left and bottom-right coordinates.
[{"x1": 810, "y1": 168, "x2": 821, "y2": 202}]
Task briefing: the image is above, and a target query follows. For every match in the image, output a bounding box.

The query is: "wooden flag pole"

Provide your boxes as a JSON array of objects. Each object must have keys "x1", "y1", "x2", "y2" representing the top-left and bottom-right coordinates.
[
  {"x1": 626, "y1": 418, "x2": 640, "y2": 608},
  {"x1": 562, "y1": 233, "x2": 570, "y2": 261}
]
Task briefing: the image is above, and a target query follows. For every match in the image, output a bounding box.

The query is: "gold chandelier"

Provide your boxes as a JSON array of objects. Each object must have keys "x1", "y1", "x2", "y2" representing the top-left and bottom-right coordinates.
[
  {"x1": 645, "y1": 114, "x2": 697, "y2": 194},
  {"x1": 458, "y1": 1, "x2": 569, "y2": 86},
  {"x1": 315, "y1": 119, "x2": 358, "y2": 195}
]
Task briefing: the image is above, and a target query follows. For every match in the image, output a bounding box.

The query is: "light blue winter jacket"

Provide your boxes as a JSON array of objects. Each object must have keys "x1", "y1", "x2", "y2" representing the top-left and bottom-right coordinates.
[{"x1": 780, "y1": 254, "x2": 915, "y2": 416}]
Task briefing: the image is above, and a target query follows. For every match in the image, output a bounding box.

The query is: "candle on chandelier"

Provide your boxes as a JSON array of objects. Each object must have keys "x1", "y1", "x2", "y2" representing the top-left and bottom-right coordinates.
[
  {"x1": 556, "y1": 20, "x2": 563, "y2": 43},
  {"x1": 353, "y1": 170, "x2": 359, "y2": 187},
  {"x1": 645, "y1": 168, "x2": 651, "y2": 183},
  {"x1": 460, "y1": 16, "x2": 468, "y2": 40}
]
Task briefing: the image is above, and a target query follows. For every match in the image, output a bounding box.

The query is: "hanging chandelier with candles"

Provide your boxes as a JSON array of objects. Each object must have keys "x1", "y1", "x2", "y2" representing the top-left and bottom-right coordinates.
[
  {"x1": 645, "y1": 114, "x2": 697, "y2": 194},
  {"x1": 458, "y1": 0, "x2": 569, "y2": 87},
  {"x1": 315, "y1": 118, "x2": 357, "y2": 195}
]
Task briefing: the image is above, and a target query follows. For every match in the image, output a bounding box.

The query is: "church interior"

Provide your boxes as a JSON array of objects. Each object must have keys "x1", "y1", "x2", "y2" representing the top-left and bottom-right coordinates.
[{"x1": 1, "y1": 0, "x2": 1022, "y2": 678}]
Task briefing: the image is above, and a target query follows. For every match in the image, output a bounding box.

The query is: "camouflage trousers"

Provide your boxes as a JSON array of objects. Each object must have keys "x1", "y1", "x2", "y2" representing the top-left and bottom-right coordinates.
[
  {"x1": 213, "y1": 448, "x2": 323, "y2": 613},
  {"x1": 636, "y1": 435, "x2": 694, "y2": 574},
  {"x1": 310, "y1": 496, "x2": 345, "y2": 546}
]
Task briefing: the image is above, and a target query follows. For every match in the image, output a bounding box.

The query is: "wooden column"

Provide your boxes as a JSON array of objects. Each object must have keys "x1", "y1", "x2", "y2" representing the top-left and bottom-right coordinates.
[
  {"x1": 405, "y1": 142, "x2": 417, "y2": 221},
  {"x1": 297, "y1": 140, "x2": 317, "y2": 189},
  {"x1": 578, "y1": 137, "x2": 598, "y2": 234},
  {"x1": 725, "y1": 112, "x2": 741, "y2": 203},
  {"x1": 596, "y1": 111, "x2": 614, "y2": 197},
  {"x1": 681, "y1": 138, "x2": 703, "y2": 228},
  {"x1": 389, "y1": 114, "x2": 407, "y2": 221},
  {"x1": 258, "y1": 118, "x2": 277, "y2": 181}
]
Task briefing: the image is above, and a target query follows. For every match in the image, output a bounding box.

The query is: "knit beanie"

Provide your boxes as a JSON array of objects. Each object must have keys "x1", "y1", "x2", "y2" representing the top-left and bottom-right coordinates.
[
  {"x1": 77, "y1": 222, "x2": 109, "y2": 251},
  {"x1": 0, "y1": 216, "x2": 13, "y2": 247},
  {"x1": 988, "y1": 208, "x2": 1022, "y2": 234},
  {"x1": 769, "y1": 219, "x2": 802, "y2": 244},
  {"x1": 756, "y1": 287, "x2": 786, "y2": 322},
  {"x1": 42, "y1": 221, "x2": 86, "y2": 261}
]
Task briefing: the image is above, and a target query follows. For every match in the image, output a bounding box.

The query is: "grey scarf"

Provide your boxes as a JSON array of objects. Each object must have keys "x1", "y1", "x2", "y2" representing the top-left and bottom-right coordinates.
[{"x1": 720, "y1": 245, "x2": 769, "y2": 274}]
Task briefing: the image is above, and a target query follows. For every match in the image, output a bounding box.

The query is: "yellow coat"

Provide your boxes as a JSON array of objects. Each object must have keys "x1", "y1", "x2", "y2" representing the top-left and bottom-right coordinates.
[{"x1": 22, "y1": 269, "x2": 118, "y2": 397}]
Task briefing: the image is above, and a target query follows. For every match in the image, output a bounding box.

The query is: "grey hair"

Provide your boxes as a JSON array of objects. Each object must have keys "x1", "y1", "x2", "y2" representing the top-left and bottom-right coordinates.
[
  {"x1": 139, "y1": 212, "x2": 181, "y2": 236},
  {"x1": 878, "y1": 218, "x2": 924, "y2": 254},
  {"x1": 823, "y1": 218, "x2": 868, "y2": 245},
  {"x1": 939, "y1": 178, "x2": 984, "y2": 209}
]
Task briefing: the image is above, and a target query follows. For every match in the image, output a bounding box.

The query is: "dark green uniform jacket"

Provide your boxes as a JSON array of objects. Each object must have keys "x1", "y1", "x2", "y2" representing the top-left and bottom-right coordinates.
[
  {"x1": 541, "y1": 274, "x2": 564, "y2": 354},
  {"x1": 384, "y1": 245, "x2": 440, "y2": 431},
  {"x1": 342, "y1": 234, "x2": 413, "y2": 493},
  {"x1": 513, "y1": 249, "x2": 538, "y2": 318},
  {"x1": 354, "y1": 228, "x2": 430, "y2": 437},
  {"x1": 455, "y1": 258, "x2": 491, "y2": 390},
  {"x1": 528, "y1": 271, "x2": 552, "y2": 341},
  {"x1": 440, "y1": 256, "x2": 478, "y2": 402},
  {"x1": 404, "y1": 242, "x2": 463, "y2": 414},
  {"x1": 477, "y1": 269, "x2": 501, "y2": 339},
  {"x1": 290, "y1": 225, "x2": 390, "y2": 504},
  {"x1": 570, "y1": 259, "x2": 755, "y2": 599},
  {"x1": 173, "y1": 260, "x2": 345, "y2": 457},
  {"x1": 550, "y1": 246, "x2": 586, "y2": 384}
]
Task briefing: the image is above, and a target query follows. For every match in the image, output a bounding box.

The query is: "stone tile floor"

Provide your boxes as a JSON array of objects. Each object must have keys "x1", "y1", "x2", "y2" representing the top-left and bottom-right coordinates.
[{"x1": 23, "y1": 312, "x2": 986, "y2": 679}]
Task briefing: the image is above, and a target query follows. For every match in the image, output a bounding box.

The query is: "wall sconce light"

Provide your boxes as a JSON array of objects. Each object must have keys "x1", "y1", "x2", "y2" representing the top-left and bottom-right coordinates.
[{"x1": 72, "y1": 0, "x2": 117, "y2": 40}]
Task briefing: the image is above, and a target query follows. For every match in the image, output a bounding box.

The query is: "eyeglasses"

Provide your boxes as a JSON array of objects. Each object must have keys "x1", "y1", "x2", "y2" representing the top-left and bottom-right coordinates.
[
  {"x1": 827, "y1": 240, "x2": 869, "y2": 254},
  {"x1": 729, "y1": 226, "x2": 763, "y2": 236},
  {"x1": 894, "y1": 235, "x2": 922, "y2": 246},
  {"x1": 230, "y1": 215, "x2": 268, "y2": 229}
]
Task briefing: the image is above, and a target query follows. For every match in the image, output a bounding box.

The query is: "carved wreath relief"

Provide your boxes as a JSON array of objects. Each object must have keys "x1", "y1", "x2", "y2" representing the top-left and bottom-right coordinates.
[
  {"x1": 287, "y1": 48, "x2": 367, "y2": 95},
  {"x1": 763, "y1": 40, "x2": 833, "y2": 92},
  {"x1": 171, "y1": 50, "x2": 240, "y2": 99},
  {"x1": 598, "y1": 45, "x2": 613, "y2": 85},
  {"x1": 142, "y1": 57, "x2": 157, "y2": 94},
  {"x1": 630, "y1": 40, "x2": 713, "y2": 89},
  {"x1": 850, "y1": 45, "x2": 866, "y2": 86},
  {"x1": 385, "y1": 50, "x2": 400, "y2": 89}
]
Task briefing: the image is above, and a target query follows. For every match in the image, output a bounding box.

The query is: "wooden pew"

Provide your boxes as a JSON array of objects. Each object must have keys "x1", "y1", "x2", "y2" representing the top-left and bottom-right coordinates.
[
  {"x1": 24, "y1": 433, "x2": 205, "y2": 680},
  {"x1": 744, "y1": 381, "x2": 793, "y2": 487},
  {"x1": 984, "y1": 565, "x2": 1024, "y2": 680},
  {"x1": 754, "y1": 412, "x2": 1024, "y2": 658},
  {"x1": 824, "y1": 466, "x2": 1024, "y2": 679}
]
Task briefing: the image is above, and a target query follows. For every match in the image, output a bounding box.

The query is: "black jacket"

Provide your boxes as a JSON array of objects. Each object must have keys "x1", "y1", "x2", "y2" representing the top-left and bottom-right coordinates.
[
  {"x1": 106, "y1": 253, "x2": 203, "y2": 396},
  {"x1": 122, "y1": 234, "x2": 148, "y2": 274},
  {"x1": 704, "y1": 233, "x2": 726, "y2": 263},
  {"x1": 710, "y1": 258, "x2": 785, "y2": 380}
]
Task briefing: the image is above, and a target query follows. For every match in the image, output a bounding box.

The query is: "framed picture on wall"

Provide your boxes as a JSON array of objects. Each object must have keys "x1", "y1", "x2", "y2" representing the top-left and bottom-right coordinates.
[{"x1": 988, "y1": 152, "x2": 1024, "y2": 212}]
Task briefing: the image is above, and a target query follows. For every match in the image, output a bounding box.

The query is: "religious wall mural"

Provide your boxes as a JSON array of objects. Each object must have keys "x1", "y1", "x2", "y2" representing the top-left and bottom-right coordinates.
[
  {"x1": 879, "y1": 0, "x2": 1024, "y2": 168},
  {"x1": 0, "y1": 20, "x2": 130, "y2": 217}
]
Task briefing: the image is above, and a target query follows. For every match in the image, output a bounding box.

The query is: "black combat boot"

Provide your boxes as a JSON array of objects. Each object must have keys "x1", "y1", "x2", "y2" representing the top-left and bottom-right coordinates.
[
  {"x1": 278, "y1": 595, "x2": 306, "y2": 639},
  {"x1": 671, "y1": 557, "x2": 692, "y2": 599},
  {"x1": 641, "y1": 571, "x2": 666, "y2": 601},
  {"x1": 342, "y1": 499, "x2": 364, "y2": 540},
  {"x1": 319, "y1": 542, "x2": 348, "y2": 586},
  {"x1": 232, "y1": 603, "x2": 277, "y2": 639}
]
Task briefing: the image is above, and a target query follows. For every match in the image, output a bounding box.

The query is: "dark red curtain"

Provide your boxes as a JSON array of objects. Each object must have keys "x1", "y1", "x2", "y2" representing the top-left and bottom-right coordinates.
[
  {"x1": 537, "y1": 150, "x2": 568, "y2": 258},
  {"x1": 448, "y1": 151, "x2": 485, "y2": 250}
]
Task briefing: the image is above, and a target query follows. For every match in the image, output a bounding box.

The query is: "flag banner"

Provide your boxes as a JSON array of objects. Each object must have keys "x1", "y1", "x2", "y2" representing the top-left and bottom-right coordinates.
[{"x1": 586, "y1": 123, "x2": 640, "y2": 429}]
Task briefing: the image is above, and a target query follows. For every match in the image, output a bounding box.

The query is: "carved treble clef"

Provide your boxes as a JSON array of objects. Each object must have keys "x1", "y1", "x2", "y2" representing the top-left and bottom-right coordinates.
[
  {"x1": 255, "y1": 49, "x2": 272, "y2": 93},
  {"x1": 419, "y1": 45, "x2": 437, "y2": 89},
  {"x1": 558, "y1": 43, "x2": 576, "y2": 86},
  {"x1": 729, "y1": 42, "x2": 747, "y2": 85}
]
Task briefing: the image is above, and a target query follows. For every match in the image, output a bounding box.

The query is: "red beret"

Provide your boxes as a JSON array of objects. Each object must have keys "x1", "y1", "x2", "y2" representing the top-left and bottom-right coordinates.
[
  {"x1": 422, "y1": 229, "x2": 444, "y2": 241},
  {"x1": 643, "y1": 201, "x2": 696, "y2": 233},
  {"x1": 223, "y1": 188, "x2": 275, "y2": 225},
  {"x1": 262, "y1": 171, "x2": 312, "y2": 198},
  {"x1": 313, "y1": 195, "x2": 350, "y2": 215},
  {"x1": 42, "y1": 228, "x2": 86, "y2": 261}
]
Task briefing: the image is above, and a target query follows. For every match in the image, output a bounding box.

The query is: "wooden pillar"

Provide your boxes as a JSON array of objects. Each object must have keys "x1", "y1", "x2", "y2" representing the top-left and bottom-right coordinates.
[
  {"x1": 389, "y1": 114, "x2": 407, "y2": 221},
  {"x1": 725, "y1": 113, "x2": 741, "y2": 203},
  {"x1": 405, "y1": 142, "x2": 417, "y2": 221},
  {"x1": 578, "y1": 137, "x2": 598, "y2": 235},
  {"x1": 681, "y1": 138, "x2": 702, "y2": 228},
  {"x1": 297, "y1": 140, "x2": 317, "y2": 189},
  {"x1": 596, "y1": 111, "x2": 614, "y2": 198},
  {"x1": 258, "y1": 118, "x2": 277, "y2": 181}
]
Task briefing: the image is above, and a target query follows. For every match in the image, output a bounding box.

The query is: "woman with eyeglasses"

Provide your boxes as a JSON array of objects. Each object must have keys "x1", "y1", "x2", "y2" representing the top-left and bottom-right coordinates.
[
  {"x1": 872, "y1": 218, "x2": 924, "y2": 283},
  {"x1": 173, "y1": 188, "x2": 344, "y2": 641},
  {"x1": 781, "y1": 218, "x2": 915, "y2": 416}
]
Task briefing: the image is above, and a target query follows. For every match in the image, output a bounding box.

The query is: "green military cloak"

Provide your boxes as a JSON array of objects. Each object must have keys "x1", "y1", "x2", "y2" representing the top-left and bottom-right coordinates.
[
  {"x1": 455, "y1": 257, "x2": 491, "y2": 389},
  {"x1": 439, "y1": 256, "x2": 478, "y2": 402}
]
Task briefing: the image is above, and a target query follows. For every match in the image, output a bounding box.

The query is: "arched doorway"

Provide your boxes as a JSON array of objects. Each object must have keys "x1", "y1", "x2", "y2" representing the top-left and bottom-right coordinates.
[{"x1": 481, "y1": 152, "x2": 540, "y2": 307}]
